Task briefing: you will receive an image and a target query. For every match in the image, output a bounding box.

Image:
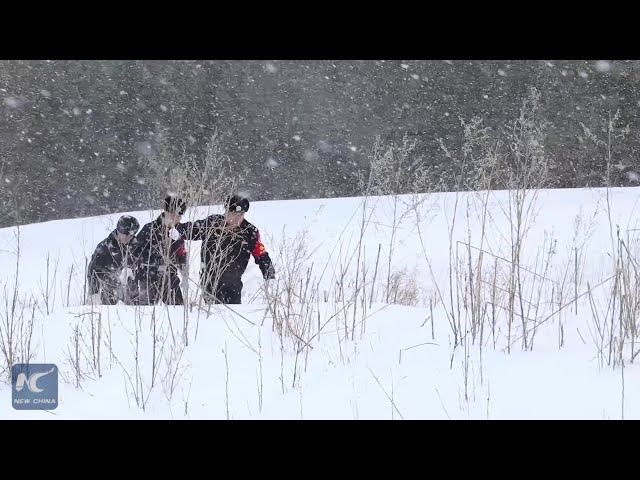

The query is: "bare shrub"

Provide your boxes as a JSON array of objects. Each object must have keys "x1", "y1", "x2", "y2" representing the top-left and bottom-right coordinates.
[
  {"x1": 35, "y1": 252, "x2": 60, "y2": 316},
  {"x1": 361, "y1": 133, "x2": 439, "y2": 306},
  {"x1": 139, "y1": 129, "x2": 238, "y2": 211},
  {"x1": 435, "y1": 87, "x2": 557, "y2": 355},
  {"x1": 0, "y1": 291, "x2": 37, "y2": 383},
  {"x1": 160, "y1": 310, "x2": 191, "y2": 404},
  {"x1": 60, "y1": 307, "x2": 104, "y2": 390},
  {"x1": 99, "y1": 304, "x2": 192, "y2": 411},
  {"x1": 0, "y1": 227, "x2": 37, "y2": 383},
  {"x1": 493, "y1": 88, "x2": 553, "y2": 352},
  {"x1": 428, "y1": 113, "x2": 497, "y2": 346},
  {"x1": 580, "y1": 109, "x2": 639, "y2": 369},
  {"x1": 542, "y1": 208, "x2": 600, "y2": 349},
  {"x1": 385, "y1": 266, "x2": 420, "y2": 307},
  {"x1": 261, "y1": 225, "x2": 319, "y2": 386}
]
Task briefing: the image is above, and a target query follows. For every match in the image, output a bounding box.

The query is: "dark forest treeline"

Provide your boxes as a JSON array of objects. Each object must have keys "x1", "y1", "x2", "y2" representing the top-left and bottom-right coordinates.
[{"x1": 0, "y1": 59, "x2": 638, "y2": 227}]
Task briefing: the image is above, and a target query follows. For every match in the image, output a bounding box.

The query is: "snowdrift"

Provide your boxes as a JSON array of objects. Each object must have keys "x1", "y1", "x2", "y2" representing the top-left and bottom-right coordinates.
[{"x1": 1, "y1": 186, "x2": 639, "y2": 419}]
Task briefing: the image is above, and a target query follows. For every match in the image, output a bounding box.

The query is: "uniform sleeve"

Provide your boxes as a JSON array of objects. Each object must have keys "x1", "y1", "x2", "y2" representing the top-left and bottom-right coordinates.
[
  {"x1": 88, "y1": 244, "x2": 110, "y2": 274},
  {"x1": 130, "y1": 225, "x2": 151, "y2": 264},
  {"x1": 176, "y1": 215, "x2": 217, "y2": 241},
  {"x1": 87, "y1": 243, "x2": 116, "y2": 294},
  {"x1": 252, "y1": 229, "x2": 275, "y2": 280}
]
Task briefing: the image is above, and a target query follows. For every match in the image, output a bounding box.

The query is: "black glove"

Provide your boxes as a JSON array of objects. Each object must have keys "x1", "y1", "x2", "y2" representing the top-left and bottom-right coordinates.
[
  {"x1": 257, "y1": 253, "x2": 275, "y2": 280},
  {"x1": 263, "y1": 263, "x2": 275, "y2": 280}
]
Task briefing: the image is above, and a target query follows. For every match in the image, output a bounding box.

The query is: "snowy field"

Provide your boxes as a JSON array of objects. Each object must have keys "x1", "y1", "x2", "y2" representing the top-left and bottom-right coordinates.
[{"x1": 1, "y1": 185, "x2": 640, "y2": 419}]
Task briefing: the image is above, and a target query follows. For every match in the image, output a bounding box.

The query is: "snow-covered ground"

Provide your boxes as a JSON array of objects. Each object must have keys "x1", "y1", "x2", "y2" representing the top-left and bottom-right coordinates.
[{"x1": 1, "y1": 186, "x2": 639, "y2": 419}]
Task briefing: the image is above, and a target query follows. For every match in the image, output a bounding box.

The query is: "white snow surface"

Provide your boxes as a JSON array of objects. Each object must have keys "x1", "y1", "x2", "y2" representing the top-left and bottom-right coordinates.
[{"x1": 1, "y1": 186, "x2": 640, "y2": 419}]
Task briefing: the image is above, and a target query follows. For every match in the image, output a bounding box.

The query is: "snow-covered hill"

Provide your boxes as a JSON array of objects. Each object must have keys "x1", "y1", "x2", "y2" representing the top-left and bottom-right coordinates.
[{"x1": 1, "y1": 186, "x2": 639, "y2": 419}]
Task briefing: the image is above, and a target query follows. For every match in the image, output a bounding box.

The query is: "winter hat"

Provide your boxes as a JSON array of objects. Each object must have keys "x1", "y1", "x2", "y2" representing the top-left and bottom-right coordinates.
[
  {"x1": 116, "y1": 215, "x2": 140, "y2": 235},
  {"x1": 164, "y1": 195, "x2": 187, "y2": 215},
  {"x1": 225, "y1": 194, "x2": 250, "y2": 213}
]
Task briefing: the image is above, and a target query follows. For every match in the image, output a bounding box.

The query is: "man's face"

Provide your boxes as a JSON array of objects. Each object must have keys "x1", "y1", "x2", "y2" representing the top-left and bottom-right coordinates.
[
  {"x1": 225, "y1": 211, "x2": 244, "y2": 227},
  {"x1": 165, "y1": 212, "x2": 183, "y2": 227},
  {"x1": 117, "y1": 232, "x2": 135, "y2": 245}
]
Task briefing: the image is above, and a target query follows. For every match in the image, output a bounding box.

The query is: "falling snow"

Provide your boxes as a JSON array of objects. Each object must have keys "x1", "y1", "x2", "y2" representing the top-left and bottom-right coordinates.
[
  {"x1": 1, "y1": 59, "x2": 639, "y2": 229},
  {"x1": 303, "y1": 150, "x2": 317, "y2": 162},
  {"x1": 319, "y1": 140, "x2": 333, "y2": 153},
  {"x1": 3, "y1": 97, "x2": 19, "y2": 108}
]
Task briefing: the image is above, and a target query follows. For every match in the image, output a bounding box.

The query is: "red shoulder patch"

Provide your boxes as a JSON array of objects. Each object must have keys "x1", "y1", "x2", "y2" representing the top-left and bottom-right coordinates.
[{"x1": 252, "y1": 231, "x2": 267, "y2": 258}]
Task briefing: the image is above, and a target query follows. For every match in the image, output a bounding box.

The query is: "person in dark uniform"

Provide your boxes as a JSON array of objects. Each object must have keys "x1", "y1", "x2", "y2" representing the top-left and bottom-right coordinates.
[
  {"x1": 87, "y1": 215, "x2": 141, "y2": 305},
  {"x1": 176, "y1": 193, "x2": 275, "y2": 304},
  {"x1": 131, "y1": 195, "x2": 188, "y2": 305}
]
